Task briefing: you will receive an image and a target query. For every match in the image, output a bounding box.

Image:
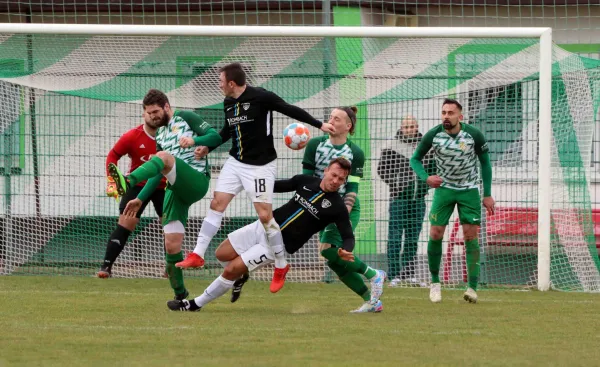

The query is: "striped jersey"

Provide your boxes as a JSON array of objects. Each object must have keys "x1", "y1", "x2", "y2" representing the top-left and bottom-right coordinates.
[
  {"x1": 155, "y1": 110, "x2": 213, "y2": 175},
  {"x1": 302, "y1": 135, "x2": 364, "y2": 195},
  {"x1": 416, "y1": 123, "x2": 488, "y2": 191}
]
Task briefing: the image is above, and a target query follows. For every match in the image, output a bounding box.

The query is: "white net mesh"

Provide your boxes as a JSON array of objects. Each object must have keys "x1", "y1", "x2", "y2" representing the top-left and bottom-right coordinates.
[{"x1": 0, "y1": 32, "x2": 599, "y2": 290}]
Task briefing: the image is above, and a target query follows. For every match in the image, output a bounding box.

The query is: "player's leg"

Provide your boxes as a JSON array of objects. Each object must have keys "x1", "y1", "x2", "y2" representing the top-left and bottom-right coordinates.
[
  {"x1": 107, "y1": 152, "x2": 172, "y2": 196},
  {"x1": 215, "y1": 238, "x2": 249, "y2": 303},
  {"x1": 150, "y1": 188, "x2": 168, "y2": 278},
  {"x1": 98, "y1": 186, "x2": 151, "y2": 278},
  {"x1": 387, "y1": 197, "x2": 403, "y2": 285},
  {"x1": 326, "y1": 260, "x2": 382, "y2": 313},
  {"x1": 320, "y1": 201, "x2": 386, "y2": 301},
  {"x1": 427, "y1": 187, "x2": 456, "y2": 303},
  {"x1": 241, "y1": 160, "x2": 288, "y2": 292},
  {"x1": 161, "y1": 157, "x2": 209, "y2": 300},
  {"x1": 457, "y1": 188, "x2": 483, "y2": 303},
  {"x1": 398, "y1": 199, "x2": 427, "y2": 285},
  {"x1": 187, "y1": 157, "x2": 243, "y2": 265},
  {"x1": 168, "y1": 221, "x2": 273, "y2": 311}
]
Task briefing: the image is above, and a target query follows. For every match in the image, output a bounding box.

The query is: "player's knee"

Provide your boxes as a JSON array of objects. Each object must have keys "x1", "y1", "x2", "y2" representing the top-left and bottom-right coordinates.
[
  {"x1": 117, "y1": 215, "x2": 138, "y2": 231},
  {"x1": 463, "y1": 226, "x2": 479, "y2": 241},
  {"x1": 258, "y1": 212, "x2": 274, "y2": 225},
  {"x1": 222, "y1": 262, "x2": 245, "y2": 281},
  {"x1": 210, "y1": 194, "x2": 229, "y2": 212},
  {"x1": 429, "y1": 226, "x2": 445, "y2": 240},
  {"x1": 156, "y1": 151, "x2": 174, "y2": 171}
]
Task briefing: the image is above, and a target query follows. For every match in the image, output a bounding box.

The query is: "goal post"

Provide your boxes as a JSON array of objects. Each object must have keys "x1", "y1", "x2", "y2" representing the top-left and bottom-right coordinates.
[{"x1": 1, "y1": 23, "x2": 597, "y2": 291}]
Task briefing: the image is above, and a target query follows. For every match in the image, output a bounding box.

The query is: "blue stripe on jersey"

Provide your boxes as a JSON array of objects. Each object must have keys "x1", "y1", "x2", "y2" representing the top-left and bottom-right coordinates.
[{"x1": 279, "y1": 191, "x2": 324, "y2": 230}]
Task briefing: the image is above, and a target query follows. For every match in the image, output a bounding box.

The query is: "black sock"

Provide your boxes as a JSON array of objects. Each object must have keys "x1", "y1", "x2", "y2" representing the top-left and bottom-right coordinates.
[
  {"x1": 188, "y1": 299, "x2": 200, "y2": 310},
  {"x1": 102, "y1": 225, "x2": 132, "y2": 268}
]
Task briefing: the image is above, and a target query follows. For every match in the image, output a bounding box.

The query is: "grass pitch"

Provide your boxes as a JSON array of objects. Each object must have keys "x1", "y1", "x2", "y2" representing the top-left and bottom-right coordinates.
[{"x1": 0, "y1": 276, "x2": 598, "y2": 367}]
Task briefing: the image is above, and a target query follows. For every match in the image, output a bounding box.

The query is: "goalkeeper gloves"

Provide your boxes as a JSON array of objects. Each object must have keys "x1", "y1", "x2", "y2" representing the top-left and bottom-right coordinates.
[{"x1": 106, "y1": 176, "x2": 120, "y2": 203}]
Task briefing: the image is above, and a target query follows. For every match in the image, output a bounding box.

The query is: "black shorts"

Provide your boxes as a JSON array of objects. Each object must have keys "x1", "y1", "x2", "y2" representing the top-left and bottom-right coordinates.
[{"x1": 118, "y1": 185, "x2": 165, "y2": 218}]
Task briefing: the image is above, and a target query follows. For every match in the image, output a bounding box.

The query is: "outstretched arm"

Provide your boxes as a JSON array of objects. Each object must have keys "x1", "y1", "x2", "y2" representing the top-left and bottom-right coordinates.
[
  {"x1": 274, "y1": 175, "x2": 302, "y2": 193},
  {"x1": 264, "y1": 90, "x2": 323, "y2": 129},
  {"x1": 334, "y1": 209, "x2": 355, "y2": 253}
]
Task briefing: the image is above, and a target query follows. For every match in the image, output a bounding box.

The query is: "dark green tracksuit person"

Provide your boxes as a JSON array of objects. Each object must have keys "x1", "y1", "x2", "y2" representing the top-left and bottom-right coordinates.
[{"x1": 378, "y1": 123, "x2": 433, "y2": 286}]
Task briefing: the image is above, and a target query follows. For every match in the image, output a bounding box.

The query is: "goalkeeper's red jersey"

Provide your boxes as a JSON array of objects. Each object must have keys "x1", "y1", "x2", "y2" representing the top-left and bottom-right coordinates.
[{"x1": 106, "y1": 124, "x2": 167, "y2": 189}]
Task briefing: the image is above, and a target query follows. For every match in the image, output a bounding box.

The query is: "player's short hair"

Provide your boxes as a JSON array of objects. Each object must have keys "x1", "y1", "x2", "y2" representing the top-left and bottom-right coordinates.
[
  {"x1": 143, "y1": 89, "x2": 170, "y2": 108},
  {"x1": 329, "y1": 157, "x2": 352, "y2": 174},
  {"x1": 442, "y1": 98, "x2": 463, "y2": 111},
  {"x1": 219, "y1": 62, "x2": 247, "y2": 86},
  {"x1": 335, "y1": 106, "x2": 358, "y2": 135}
]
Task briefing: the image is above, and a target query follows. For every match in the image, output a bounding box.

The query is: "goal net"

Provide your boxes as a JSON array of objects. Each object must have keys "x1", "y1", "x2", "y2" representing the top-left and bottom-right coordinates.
[{"x1": 1, "y1": 26, "x2": 599, "y2": 291}]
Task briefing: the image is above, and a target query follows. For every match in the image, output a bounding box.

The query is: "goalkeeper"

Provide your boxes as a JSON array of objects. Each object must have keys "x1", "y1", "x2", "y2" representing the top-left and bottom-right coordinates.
[
  {"x1": 410, "y1": 98, "x2": 495, "y2": 304},
  {"x1": 108, "y1": 89, "x2": 221, "y2": 302},
  {"x1": 99, "y1": 112, "x2": 167, "y2": 278},
  {"x1": 167, "y1": 158, "x2": 384, "y2": 313}
]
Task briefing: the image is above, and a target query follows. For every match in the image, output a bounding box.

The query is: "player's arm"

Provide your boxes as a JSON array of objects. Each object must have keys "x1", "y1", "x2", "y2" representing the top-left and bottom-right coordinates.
[
  {"x1": 274, "y1": 175, "x2": 303, "y2": 193},
  {"x1": 178, "y1": 111, "x2": 222, "y2": 148},
  {"x1": 474, "y1": 129, "x2": 492, "y2": 197},
  {"x1": 344, "y1": 146, "x2": 364, "y2": 213},
  {"x1": 208, "y1": 124, "x2": 231, "y2": 153},
  {"x1": 263, "y1": 90, "x2": 323, "y2": 129},
  {"x1": 410, "y1": 129, "x2": 435, "y2": 181},
  {"x1": 105, "y1": 131, "x2": 131, "y2": 199},
  {"x1": 301, "y1": 138, "x2": 318, "y2": 175},
  {"x1": 334, "y1": 205, "x2": 355, "y2": 252}
]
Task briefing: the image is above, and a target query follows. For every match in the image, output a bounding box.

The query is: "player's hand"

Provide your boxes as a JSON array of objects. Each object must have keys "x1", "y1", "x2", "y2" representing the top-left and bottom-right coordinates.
[
  {"x1": 194, "y1": 146, "x2": 209, "y2": 160},
  {"x1": 483, "y1": 196, "x2": 495, "y2": 216},
  {"x1": 123, "y1": 198, "x2": 143, "y2": 218},
  {"x1": 320, "y1": 122, "x2": 336, "y2": 134},
  {"x1": 338, "y1": 248, "x2": 355, "y2": 262},
  {"x1": 106, "y1": 176, "x2": 119, "y2": 202},
  {"x1": 179, "y1": 136, "x2": 195, "y2": 148},
  {"x1": 426, "y1": 175, "x2": 443, "y2": 188}
]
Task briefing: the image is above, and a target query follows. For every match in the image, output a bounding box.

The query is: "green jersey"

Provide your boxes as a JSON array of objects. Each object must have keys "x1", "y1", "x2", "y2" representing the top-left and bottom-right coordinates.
[
  {"x1": 413, "y1": 123, "x2": 489, "y2": 191},
  {"x1": 156, "y1": 110, "x2": 213, "y2": 175},
  {"x1": 302, "y1": 135, "x2": 365, "y2": 195}
]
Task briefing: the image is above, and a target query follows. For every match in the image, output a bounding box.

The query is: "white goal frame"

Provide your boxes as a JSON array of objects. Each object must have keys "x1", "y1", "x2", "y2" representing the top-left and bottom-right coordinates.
[{"x1": 0, "y1": 23, "x2": 553, "y2": 291}]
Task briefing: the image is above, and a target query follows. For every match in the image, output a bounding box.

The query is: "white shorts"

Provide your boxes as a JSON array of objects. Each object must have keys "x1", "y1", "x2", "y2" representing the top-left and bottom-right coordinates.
[
  {"x1": 215, "y1": 157, "x2": 277, "y2": 203},
  {"x1": 228, "y1": 220, "x2": 276, "y2": 272}
]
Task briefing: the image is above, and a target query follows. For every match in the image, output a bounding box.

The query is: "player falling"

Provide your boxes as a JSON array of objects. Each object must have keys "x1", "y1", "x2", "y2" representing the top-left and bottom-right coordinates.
[
  {"x1": 168, "y1": 158, "x2": 383, "y2": 313},
  {"x1": 108, "y1": 89, "x2": 222, "y2": 302},
  {"x1": 410, "y1": 98, "x2": 495, "y2": 303},
  {"x1": 176, "y1": 62, "x2": 335, "y2": 293}
]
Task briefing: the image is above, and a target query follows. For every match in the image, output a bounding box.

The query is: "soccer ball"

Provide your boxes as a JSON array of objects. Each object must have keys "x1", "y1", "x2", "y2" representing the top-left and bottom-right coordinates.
[{"x1": 283, "y1": 123, "x2": 311, "y2": 150}]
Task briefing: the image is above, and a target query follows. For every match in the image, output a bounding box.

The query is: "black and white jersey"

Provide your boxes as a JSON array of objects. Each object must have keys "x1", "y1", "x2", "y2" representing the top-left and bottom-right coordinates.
[
  {"x1": 217, "y1": 86, "x2": 323, "y2": 166},
  {"x1": 273, "y1": 175, "x2": 355, "y2": 254}
]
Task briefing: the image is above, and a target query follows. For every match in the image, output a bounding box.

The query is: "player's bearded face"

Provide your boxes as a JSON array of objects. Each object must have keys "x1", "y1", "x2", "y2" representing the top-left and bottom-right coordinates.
[
  {"x1": 144, "y1": 104, "x2": 170, "y2": 127},
  {"x1": 441, "y1": 105, "x2": 462, "y2": 130}
]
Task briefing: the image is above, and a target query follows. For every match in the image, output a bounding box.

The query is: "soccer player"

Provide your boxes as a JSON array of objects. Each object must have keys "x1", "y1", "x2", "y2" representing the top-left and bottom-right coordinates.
[
  {"x1": 302, "y1": 106, "x2": 386, "y2": 312},
  {"x1": 410, "y1": 98, "x2": 495, "y2": 304},
  {"x1": 108, "y1": 89, "x2": 222, "y2": 301},
  {"x1": 167, "y1": 158, "x2": 383, "y2": 313},
  {"x1": 98, "y1": 112, "x2": 167, "y2": 278},
  {"x1": 177, "y1": 62, "x2": 335, "y2": 293}
]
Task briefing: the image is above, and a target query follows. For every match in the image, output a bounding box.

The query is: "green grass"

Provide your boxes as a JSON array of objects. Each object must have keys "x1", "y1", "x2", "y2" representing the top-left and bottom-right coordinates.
[{"x1": 0, "y1": 276, "x2": 599, "y2": 367}]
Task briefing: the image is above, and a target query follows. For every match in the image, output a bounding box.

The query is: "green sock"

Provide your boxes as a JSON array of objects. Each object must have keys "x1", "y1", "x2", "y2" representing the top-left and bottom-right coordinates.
[
  {"x1": 128, "y1": 156, "x2": 165, "y2": 187},
  {"x1": 465, "y1": 239, "x2": 480, "y2": 290},
  {"x1": 165, "y1": 252, "x2": 186, "y2": 296},
  {"x1": 327, "y1": 260, "x2": 370, "y2": 301},
  {"x1": 320, "y1": 247, "x2": 377, "y2": 279},
  {"x1": 427, "y1": 238, "x2": 443, "y2": 284}
]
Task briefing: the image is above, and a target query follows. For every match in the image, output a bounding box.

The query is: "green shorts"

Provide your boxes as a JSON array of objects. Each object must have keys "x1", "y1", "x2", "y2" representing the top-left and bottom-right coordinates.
[
  {"x1": 319, "y1": 197, "x2": 360, "y2": 247},
  {"x1": 162, "y1": 157, "x2": 210, "y2": 227},
  {"x1": 429, "y1": 186, "x2": 481, "y2": 226}
]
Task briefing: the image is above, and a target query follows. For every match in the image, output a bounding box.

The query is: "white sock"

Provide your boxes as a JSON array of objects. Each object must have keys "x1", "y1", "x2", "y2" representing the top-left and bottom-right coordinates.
[
  {"x1": 194, "y1": 275, "x2": 234, "y2": 307},
  {"x1": 264, "y1": 218, "x2": 287, "y2": 269},
  {"x1": 193, "y1": 209, "x2": 224, "y2": 257}
]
